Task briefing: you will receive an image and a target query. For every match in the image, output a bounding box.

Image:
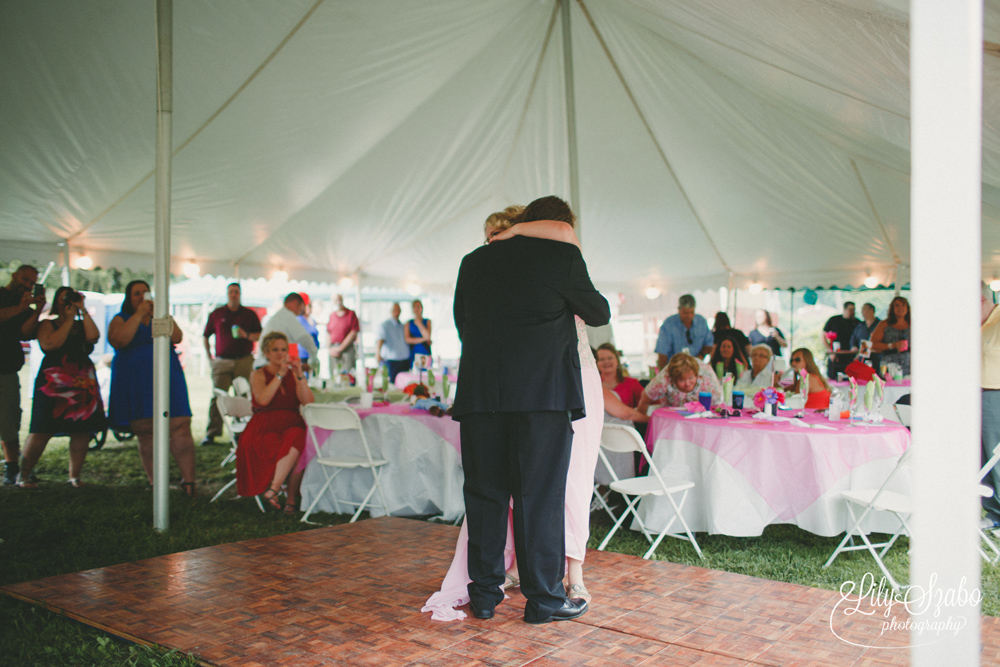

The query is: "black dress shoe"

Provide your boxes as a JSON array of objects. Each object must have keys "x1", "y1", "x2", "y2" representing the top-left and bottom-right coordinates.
[
  {"x1": 525, "y1": 598, "x2": 588, "y2": 624},
  {"x1": 469, "y1": 600, "x2": 495, "y2": 620}
]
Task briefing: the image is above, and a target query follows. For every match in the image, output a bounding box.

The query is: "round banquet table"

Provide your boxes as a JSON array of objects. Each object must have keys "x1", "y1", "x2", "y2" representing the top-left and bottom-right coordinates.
[
  {"x1": 636, "y1": 407, "x2": 911, "y2": 538},
  {"x1": 830, "y1": 379, "x2": 910, "y2": 420},
  {"x1": 299, "y1": 403, "x2": 464, "y2": 522}
]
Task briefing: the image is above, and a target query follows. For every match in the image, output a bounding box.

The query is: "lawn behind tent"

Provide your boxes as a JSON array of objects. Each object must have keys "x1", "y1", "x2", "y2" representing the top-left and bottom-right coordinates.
[{"x1": 1, "y1": 367, "x2": 996, "y2": 666}]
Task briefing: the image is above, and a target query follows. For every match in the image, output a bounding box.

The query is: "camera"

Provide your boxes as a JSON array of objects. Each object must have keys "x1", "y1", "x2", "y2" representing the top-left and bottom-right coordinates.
[
  {"x1": 65, "y1": 289, "x2": 83, "y2": 304},
  {"x1": 32, "y1": 284, "x2": 44, "y2": 298}
]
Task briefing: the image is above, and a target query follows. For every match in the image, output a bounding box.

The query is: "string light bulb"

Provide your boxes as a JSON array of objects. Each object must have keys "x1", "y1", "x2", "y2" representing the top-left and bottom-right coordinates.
[
  {"x1": 645, "y1": 286, "x2": 661, "y2": 300},
  {"x1": 75, "y1": 255, "x2": 93, "y2": 270}
]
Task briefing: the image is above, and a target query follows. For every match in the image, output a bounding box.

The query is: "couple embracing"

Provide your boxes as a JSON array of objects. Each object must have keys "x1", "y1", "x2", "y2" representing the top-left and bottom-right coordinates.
[{"x1": 423, "y1": 195, "x2": 609, "y2": 624}]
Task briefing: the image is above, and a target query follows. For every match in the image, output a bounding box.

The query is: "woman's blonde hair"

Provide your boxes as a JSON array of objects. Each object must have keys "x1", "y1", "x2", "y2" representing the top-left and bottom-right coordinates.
[
  {"x1": 261, "y1": 331, "x2": 289, "y2": 354},
  {"x1": 666, "y1": 353, "x2": 700, "y2": 385},
  {"x1": 790, "y1": 348, "x2": 830, "y2": 393},
  {"x1": 483, "y1": 205, "x2": 524, "y2": 236}
]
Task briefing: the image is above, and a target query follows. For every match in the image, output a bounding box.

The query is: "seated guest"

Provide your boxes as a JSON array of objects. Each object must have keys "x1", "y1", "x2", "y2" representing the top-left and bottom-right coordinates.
[
  {"x1": 596, "y1": 343, "x2": 643, "y2": 408},
  {"x1": 637, "y1": 353, "x2": 723, "y2": 413},
  {"x1": 237, "y1": 332, "x2": 315, "y2": 513},
  {"x1": 736, "y1": 344, "x2": 777, "y2": 392},
  {"x1": 709, "y1": 332, "x2": 748, "y2": 379},
  {"x1": 712, "y1": 312, "x2": 751, "y2": 359},
  {"x1": 788, "y1": 348, "x2": 831, "y2": 409},
  {"x1": 749, "y1": 309, "x2": 787, "y2": 358}
]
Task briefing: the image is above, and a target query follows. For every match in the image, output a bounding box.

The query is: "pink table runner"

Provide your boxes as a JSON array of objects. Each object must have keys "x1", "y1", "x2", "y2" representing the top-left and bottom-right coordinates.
[
  {"x1": 644, "y1": 408, "x2": 911, "y2": 522},
  {"x1": 299, "y1": 403, "x2": 460, "y2": 470}
]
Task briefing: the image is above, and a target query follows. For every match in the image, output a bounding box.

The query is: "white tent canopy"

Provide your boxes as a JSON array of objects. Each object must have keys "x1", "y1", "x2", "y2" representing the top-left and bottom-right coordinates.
[{"x1": 1, "y1": 0, "x2": 999, "y2": 295}]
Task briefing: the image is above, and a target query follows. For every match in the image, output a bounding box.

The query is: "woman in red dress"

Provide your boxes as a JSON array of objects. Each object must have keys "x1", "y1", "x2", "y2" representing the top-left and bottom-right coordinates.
[{"x1": 236, "y1": 331, "x2": 315, "y2": 512}]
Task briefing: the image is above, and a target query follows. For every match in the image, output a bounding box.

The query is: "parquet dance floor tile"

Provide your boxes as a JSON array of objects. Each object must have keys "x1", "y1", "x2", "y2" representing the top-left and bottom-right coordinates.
[{"x1": 3, "y1": 517, "x2": 999, "y2": 666}]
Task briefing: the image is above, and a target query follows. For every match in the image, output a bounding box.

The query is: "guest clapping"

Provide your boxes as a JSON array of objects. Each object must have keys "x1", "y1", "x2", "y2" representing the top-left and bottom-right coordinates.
[
  {"x1": 237, "y1": 332, "x2": 315, "y2": 512},
  {"x1": 709, "y1": 333, "x2": 748, "y2": 379},
  {"x1": 736, "y1": 344, "x2": 777, "y2": 392},
  {"x1": 871, "y1": 296, "x2": 910, "y2": 376},
  {"x1": 748, "y1": 309, "x2": 787, "y2": 357},
  {"x1": 108, "y1": 280, "x2": 197, "y2": 495},
  {"x1": 637, "y1": 353, "x2": 723, "y2": 412},
  {"x1": 18, "y1": 288, "x2": 107, "y2": 488},
  {"x1": 595, "y1": 344, "x2": 643, "y2": 408},
  {"x1": 788, "y1": 348, "x2": 831, "y2": 409},
  {"x1": 405, "y1": 299, "x2": 432, "y2": 366}
]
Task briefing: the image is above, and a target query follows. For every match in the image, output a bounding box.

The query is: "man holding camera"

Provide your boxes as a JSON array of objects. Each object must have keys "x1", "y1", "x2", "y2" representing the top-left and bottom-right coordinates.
[
  {"x1": 0, "y1": 265, "x2": 45, "y2": 485},
  {"x1": 202, "y1": 282, "x2": 262, "y2": 446}
]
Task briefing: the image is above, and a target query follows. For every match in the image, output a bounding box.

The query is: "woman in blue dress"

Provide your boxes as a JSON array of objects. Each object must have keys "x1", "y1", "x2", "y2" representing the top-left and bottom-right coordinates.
[
  {"x1": 107, "y1": 280, "x2": 196, "y2": 495},
  {"x1": 404, "y1": 299, "x2": 432, "y2": 366}
]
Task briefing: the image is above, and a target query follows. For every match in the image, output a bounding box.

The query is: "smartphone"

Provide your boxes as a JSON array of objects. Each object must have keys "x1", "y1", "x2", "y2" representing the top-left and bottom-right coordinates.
[
  {"x1": 32, "y1": 284, "x2": 44, "y2": 298},
  {"x1": 143, "y1": 292, "x2": 153, "y2": 301},
  {"x1": 287, "y1": 343, "x2": 299, "y2": 358}
]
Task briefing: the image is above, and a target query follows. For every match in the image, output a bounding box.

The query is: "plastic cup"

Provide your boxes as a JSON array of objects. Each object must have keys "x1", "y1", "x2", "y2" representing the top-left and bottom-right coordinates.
[
  {"x1": 698, "y1": 391, "x2": 712, "y2": 411},
  {"x1": 732, "y1": 391, "x2": 744, "y2": 409},
  {"x1": 359, "y1": 392, "x2": 374, "y2": 409},
  {"x1": 832, "y1": 341, "x2": 841, "y2": 352},
  {"x1": 231, "y1": 324, "x2": 240, "y2": 338}
]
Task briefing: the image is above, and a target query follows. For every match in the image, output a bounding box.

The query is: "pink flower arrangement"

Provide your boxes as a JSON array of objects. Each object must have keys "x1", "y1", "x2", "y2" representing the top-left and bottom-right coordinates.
[{"x1": 753, "y1": 387, "x2": 785, "y2": 411}]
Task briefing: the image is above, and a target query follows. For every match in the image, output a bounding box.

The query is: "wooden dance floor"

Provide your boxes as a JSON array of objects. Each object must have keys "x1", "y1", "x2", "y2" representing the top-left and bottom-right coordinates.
[{"x1": 4, "y1": 517, "x2": 1000, "y2": 666}]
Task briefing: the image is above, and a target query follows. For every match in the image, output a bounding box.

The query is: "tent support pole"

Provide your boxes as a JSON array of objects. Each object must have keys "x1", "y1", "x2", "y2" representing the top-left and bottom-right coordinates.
[
  {"x1": 62, "y1": 243, "x2": 70, "y2": 287},
  {"x1": 355, "y1": 274, "x2": 363, "y2": 378},
  {"x1": 910, "y1": 0, "x2": 982, "y2": 664},
  {"x1": 788, "y1": 289, "x2": 794, "y2": 353},
  {"x1": 153, "y1": 0, "x2": 173, "y2": 532},
  {"x1": 561, "y1": 0, "x2": 581, "y2": 242}
]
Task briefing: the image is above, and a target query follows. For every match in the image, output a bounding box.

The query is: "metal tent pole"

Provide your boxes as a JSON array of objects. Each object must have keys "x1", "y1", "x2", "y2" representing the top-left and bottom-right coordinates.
[
  {"x1": 910, "y1": 0, "x2": 982, "y2": 663},
  {"x1": 561, "y1": 0, "x2": 581, "y2": 242},
  {"x1": 153, "y1": 0, "x2": 173, "y2": 532}
]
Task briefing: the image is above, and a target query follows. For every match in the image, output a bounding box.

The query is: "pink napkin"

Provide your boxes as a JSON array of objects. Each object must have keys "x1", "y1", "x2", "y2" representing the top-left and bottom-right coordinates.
[{"x1": 684, "y1": 401, "x2": 706, "y2": 413}]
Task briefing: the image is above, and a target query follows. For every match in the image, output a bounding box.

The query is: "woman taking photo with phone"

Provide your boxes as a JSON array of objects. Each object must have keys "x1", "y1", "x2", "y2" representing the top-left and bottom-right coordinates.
[
  {"x1": 17, "y1": 287, "x2": 106, "y2": 488},
  {"x1": 107, "y1": 280, "x2": 197, "y2": 495}
]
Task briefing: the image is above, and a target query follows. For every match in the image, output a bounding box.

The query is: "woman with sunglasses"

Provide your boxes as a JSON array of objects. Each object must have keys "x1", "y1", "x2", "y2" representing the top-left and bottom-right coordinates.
[{"x1": 788, "y1": 348, "x2": 831, "y2": 409}]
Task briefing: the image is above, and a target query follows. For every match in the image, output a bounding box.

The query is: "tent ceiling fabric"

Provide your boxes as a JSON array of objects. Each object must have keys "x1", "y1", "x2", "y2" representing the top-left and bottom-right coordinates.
[{"x1": 1, "y1": 0, "x2": 999, "y2": 292}]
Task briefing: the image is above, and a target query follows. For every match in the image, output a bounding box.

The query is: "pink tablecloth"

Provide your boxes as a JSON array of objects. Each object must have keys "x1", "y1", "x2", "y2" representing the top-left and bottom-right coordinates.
[{"x1": 641, "y1": 408, "x2": 911, "y2": 536}]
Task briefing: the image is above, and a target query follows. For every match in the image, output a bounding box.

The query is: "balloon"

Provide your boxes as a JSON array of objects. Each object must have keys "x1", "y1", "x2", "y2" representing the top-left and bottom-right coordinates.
[{"x1": 803, "y1": 289, "x2": 818, "y2": 305}]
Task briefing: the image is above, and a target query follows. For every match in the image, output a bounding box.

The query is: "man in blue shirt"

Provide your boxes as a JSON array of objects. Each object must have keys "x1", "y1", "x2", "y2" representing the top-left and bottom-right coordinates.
[
  {"x1": 376, "y1": 302, "x2": 410, "y2": 382},
  {"x1": 655, "y1": 294, "x2": 714, "y2": 371}
]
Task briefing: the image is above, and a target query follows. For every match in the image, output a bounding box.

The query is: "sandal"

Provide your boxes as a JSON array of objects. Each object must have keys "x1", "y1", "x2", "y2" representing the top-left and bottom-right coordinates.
[
  {"x1": 262, "y1": 488, "x2": 282, "y2": 510},
  {"x1": 566, "y1": 583, "x2": 592, "y2": 604},
  {"x1": 180, "y1": 481, "x2": 196, "y2": 498},
  {"x1": 283, "y1": 502, "x2": 297, "y2": 515},
  {"x1": 68, "y1": 478, "x2": 85, "y2": 488},
  {"x1": 15, "y1": 477, "x2": 38, "y2": 490},
  {"x1": 503, "y1": 573, "x2": 520, "y2": 591}
]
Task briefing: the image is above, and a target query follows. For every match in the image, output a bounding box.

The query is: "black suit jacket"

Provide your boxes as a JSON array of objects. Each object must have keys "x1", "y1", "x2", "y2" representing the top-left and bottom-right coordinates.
[{"x1": 451, "y1": 236, "x2": 610, "y2": 421}]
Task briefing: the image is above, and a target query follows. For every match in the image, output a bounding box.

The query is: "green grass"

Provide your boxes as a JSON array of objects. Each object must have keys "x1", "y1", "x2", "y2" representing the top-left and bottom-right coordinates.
[{"x1": 2, "y1": 368, "x2": 997, "y2": 664}]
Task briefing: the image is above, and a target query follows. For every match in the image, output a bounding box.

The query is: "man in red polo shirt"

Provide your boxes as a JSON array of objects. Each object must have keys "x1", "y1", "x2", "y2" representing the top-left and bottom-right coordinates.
[
  {"x1": 202, "y1": 283, "x2": 262, "y2": 445},
  {"x1": 327, "y1": 294, "x2": 360, "y2": 383}
]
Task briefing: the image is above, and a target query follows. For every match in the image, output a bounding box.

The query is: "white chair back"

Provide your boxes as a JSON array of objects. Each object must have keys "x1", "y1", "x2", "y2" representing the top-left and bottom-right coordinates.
[
  {"x1": 217, "y1": 394, "x2": 253, "y2": 420},
  {"x1": 231, "y1": 376, "x2": 252, "y2": 398},
  {"x1": 893, "y1": 402, "x2": 912, "y2": 428}
]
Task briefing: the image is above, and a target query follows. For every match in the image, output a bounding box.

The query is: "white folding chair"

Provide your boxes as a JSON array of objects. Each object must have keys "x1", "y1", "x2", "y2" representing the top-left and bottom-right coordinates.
[
  {"x1": 893, "y1": 402, "x2": 912, "y2": 429},
  {"x1": 978, "y1": 443, "x2": 1000, "y2": 564},
  {"x1": 209, "y1": 394, "x2": 264, "y2": 512},
  {"x1": 231, "y1": 376, "x2": 251, "y2": 399},
  {"x1": 596, "y1": 424, "x2": 703, "y2": 559},
  {"x1": 300, "y1": 403, "x2": 390, "y2": 523},
  {"x1": 823, "y1": 448, "x2": 913, "y2": 589}
]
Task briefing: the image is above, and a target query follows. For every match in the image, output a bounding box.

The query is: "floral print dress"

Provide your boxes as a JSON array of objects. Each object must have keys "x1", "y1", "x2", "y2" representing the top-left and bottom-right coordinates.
[{"x1": 29, "y1": 320, "x2": 107, "y2": 434}]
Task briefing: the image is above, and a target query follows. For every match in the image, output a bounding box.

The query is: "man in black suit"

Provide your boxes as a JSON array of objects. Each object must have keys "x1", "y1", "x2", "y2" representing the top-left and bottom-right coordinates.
[{"x1": 452, "y1": 196, "x2": 610, "y2": 624}]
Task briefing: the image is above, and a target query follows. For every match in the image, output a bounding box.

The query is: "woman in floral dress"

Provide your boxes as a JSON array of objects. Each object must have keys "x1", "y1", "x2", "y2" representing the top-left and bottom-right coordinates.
[{"x1": 18, "y1": 287, "x2": 106, "y2": 488}]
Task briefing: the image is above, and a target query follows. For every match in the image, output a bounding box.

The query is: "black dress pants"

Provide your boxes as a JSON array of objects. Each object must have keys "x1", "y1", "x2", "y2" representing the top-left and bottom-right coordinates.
[{"x1": 460, "y1": 411, "x2": 573, "y2": 622}]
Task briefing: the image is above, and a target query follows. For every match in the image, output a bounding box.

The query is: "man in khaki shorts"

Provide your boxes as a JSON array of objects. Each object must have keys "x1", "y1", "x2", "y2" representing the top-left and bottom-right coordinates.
[
  {"x1": 0, "y1": 265, "x2": 45, "y2": 484},
  {"x1": 202, "y1": 283, "x2": 261, "y2": 445}
]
